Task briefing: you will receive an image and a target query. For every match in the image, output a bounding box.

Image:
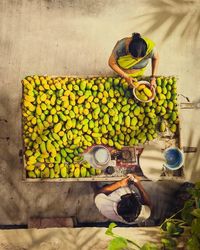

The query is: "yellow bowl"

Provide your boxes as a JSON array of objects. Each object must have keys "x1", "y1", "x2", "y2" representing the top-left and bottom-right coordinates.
[{"x1": 133, "y1": 81, "x2": 156, "y2": 103}]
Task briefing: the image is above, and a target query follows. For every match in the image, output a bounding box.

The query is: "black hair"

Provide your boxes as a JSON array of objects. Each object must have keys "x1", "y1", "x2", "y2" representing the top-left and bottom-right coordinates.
[
  {"x1": 128, "y1": 33, "x2": 147, "y2": 58},
  {"x1": 117, "y1": 193, "x2": 142, "y2": 223}
]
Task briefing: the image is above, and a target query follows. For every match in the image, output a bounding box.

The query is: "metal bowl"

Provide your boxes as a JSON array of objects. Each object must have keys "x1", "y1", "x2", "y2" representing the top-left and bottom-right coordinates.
[{"x1": 133, "y1": 80, "x2": 156, "y2": 103}]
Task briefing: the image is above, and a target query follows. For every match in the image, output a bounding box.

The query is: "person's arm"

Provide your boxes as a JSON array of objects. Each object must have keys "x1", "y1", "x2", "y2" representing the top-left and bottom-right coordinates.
[
  {"x1": 108, "y1": 53, "x2": 132, "y2": 83},
  {"x1": 108, "y1": 42, "x2": 135, "y2": 87},
  {"x1": 128, "y1": 174, "x2": 152, "y2": 209},
  {"x1": 135, "y1": 181, "x2": 152, "y2": 209},
  {"x1": 97, "y1": 176, "x2": 130, "y2": 196},
  {"x1": 150, "y1": 51, "x2": 159, "y2": 87}
]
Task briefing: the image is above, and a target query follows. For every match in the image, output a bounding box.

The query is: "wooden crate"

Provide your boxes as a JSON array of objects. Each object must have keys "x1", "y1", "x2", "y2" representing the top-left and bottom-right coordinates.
[{"x1": 21, "y1": 75, "x2": 184, "y2": 182}]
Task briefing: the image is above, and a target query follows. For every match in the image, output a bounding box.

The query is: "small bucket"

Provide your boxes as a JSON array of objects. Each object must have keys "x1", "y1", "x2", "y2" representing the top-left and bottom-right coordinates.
[{"x1": 164, "y1": 147, "x2": 184, "y2": 170}]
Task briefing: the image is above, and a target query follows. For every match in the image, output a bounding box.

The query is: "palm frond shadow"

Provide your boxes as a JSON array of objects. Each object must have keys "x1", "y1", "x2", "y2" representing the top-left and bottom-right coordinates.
[
  {"x1": 184, "y1": 129, "x2": 200, "y2": 181},
  {"x1": 76, "y1": 228, "x2": 102, "y2": 250},
  {"x1": 185, "y1": 133, "x2": 200, "y2": 181},
  {"x1": 132, "y1": 0, "x2": 200, "y2": 44},
  {"x1": 73, "y1": 183, "x2": 107, "y2": 223}
]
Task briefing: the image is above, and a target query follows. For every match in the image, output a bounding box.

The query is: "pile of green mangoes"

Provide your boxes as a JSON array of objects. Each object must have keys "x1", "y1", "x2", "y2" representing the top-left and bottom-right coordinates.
[{"x1": 22, "y1": 75, "x2": 179, "y2": 178}]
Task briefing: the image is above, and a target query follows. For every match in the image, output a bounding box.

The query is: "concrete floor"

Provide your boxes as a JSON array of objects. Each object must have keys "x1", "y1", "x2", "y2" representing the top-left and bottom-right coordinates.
[
  {"x1": 0, "y1": 0, "x2": 200, "y2": 227},
  {"x1": 0, "y1": 227, "x2": 162, "y2": 250}
]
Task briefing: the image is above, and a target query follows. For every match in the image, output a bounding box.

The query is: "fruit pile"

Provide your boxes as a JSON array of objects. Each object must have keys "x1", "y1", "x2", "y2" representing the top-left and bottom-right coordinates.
[{"x1": 22, "y1": 75, "x2": 179, "y2": 178}]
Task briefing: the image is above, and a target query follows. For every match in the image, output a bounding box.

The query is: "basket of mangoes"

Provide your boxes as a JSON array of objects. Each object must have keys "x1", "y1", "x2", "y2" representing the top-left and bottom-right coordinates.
[{"x1": 133, "y1": 81, "x2": 156, "y2": 103}]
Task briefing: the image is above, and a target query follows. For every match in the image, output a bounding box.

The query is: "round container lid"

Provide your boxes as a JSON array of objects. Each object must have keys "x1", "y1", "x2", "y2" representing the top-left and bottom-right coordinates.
[
  {"x1": 94, "y1": 148, "x2": 109, "y2": 165},
  {"x1": 140, "y1": 143, "x2": 164, "y2": 181}
]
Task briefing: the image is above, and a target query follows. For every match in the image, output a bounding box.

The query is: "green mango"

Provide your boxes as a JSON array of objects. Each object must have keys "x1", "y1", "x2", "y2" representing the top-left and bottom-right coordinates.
[
  {"x1": 42, "y1": 168, "x2": 50, "y2": 178},
  {"x1": 125, "y1": 116, "x2": 131, "y2": 127},
  {"x1": 74, "y1": 168, "x2": 80, "y2": 178},
  {"x1": 156, "y1": 86, "x2": 162, "y2": 94},
  {"x1": 103, "y1": 114, "x2": 109, "y2": 125},
  {"x1": 55, "y1": 153, "x2": 61, "y2": 163},
  {"x1": 61, "y1": 167, "x2": 67, "y2": 178},
  {"x1": 61, "y1": 149, "x2": 67, "y2": 158},
  {"x1": 50, "y1": 169, "x2": 55, "y2": 179},
  {"x1": 171, "y1": 111, "x2": 177, "y2": 121},
  {"x1": 89, "y1": 167, "x2": 96, "y2": 176},
  {"x1": 105, "y1": 81, "x2": 111, "y2": 91},
  {"x1": 27, "y1": 171, "x2": 36, "y2": 178},
  {"x1": 147, "y1": 133, "x2": 153, "y2": 141},
  {"x1": 134, "y1": 106, "x2": 140, "y2": 116},
  {"x1": 81, "y1": 167, "x2": 87, "y2": 177},
  {"x1": 160, "y1": 121, "x2": 166, "y2": 132},
  {"x1": 121, "y1": 105, "x2": 130, "y2": 113},
  {"x1": 80, "y1": 80, "x2": 86, "y2": 91},
  {"x1": 170, "y1": 124, "x2": 177, "y2": 133},
  {"x1": 108, "y1": 139, "x2": 114, "y2": 147},
  {"x1": 168, "y1": 101, "x2": 174, "y2": 110}
]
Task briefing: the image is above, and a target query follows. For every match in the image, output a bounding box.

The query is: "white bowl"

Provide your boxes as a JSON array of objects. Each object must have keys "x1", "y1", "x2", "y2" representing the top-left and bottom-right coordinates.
[
  {"x1": 133, "y1": 80, "x2": 155, "y2": 103},
  {"x1": 83, "y1": 145, "x2": 111, "y2": 170},
  {"x1": 94, "y1": 147, "x2": 110, "y2": 165}
]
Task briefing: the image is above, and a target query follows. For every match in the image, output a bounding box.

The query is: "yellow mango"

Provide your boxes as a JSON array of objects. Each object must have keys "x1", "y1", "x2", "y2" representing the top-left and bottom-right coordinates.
[
  {"x1": 26, "y1": 165, "x2": 35, "y2": 171},
  {"x1": 137, "y1": 84, "x2": 146, "y2": 91},
  {"x1": 103, "y1": 114, "x2": 109, "y2": 125},
  {"x1": 54, "y1": 122, "x2": 62, "y2": 133},
  {"x1": 143, "y1": 87, "x2": 153, "y2": 97},
  {"x1": 77, "y1": 96, "x2": 85, "y2": 104},
  {"x1": 24, "y1": 95, "x2": 35, "y2": 102},
  {"x1": 80, "y1": 167, "x2": 87, "y2": 177},
  {"x1": 36, "y1": 106, "x2": 42, "y2": 116},
  {"x1": 40, "y1": 93, "x2": 47, "y2": 102},
  {"x1": 61, "y1": 167, "x2": 67, "y2": 178},
  {"x1": 114, "y1": 141, "x2": 122, "y2": 150},
  {"x1": 74, "y1": 168, "x2": 80, "y2": 178}
]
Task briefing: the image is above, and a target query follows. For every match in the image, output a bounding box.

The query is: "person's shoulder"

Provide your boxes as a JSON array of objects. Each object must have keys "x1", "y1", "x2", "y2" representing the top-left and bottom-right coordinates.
[
  {"x1": 115, "y1": 38, "x2": 126, "y2": 47},
  {"x1": 146, "y1": 47, "x2": 157, "y2": 58},
  {"x1": 113, "y1": 38, "x2": 129, "y2": 57},
  {"x1": 94, "y1": 193, "x2": 110, "y2": 207},
  {"x1": 117, "y1": 37, "x2": 131, "y2": 46}
]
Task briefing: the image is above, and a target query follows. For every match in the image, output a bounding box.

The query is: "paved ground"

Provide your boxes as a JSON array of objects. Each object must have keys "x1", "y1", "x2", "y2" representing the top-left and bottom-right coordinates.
[
  {"x1": 0, "y1": 0, "x2": 199, "y2": 227},
  {"x1": 0, "y1": 227, "x2": 161, "y2": 250}
]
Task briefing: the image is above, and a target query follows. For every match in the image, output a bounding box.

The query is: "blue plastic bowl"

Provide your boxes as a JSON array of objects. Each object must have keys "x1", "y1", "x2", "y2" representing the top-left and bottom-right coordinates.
[{"x1": 164, "y1": 147, "x2": 184, "y2": 170}]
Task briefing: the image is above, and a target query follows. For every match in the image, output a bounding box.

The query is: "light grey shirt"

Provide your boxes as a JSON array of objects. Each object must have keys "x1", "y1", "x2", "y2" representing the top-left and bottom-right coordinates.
[{"x1": 95, "y1": 186, "x2": 151, "y2": 225}]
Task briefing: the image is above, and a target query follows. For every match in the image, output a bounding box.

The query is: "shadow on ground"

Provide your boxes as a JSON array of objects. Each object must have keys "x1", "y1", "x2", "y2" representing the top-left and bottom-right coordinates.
[{"x1": 132, "y1": 0, "x2": 200, "y2": 44}]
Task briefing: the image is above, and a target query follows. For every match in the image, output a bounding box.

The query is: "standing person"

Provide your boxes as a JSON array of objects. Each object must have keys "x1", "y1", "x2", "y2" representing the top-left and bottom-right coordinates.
[
  {"x1": 94, "y1": 174, "x2": 182, "y2": 226},
  {"x1": 108, "y1": 33, "x2": 159, "y2": 88}
]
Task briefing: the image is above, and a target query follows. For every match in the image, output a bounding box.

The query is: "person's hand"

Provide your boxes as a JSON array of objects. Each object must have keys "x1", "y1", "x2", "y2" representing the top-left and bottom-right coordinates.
[
  {"x1": 124, "y1": 76, "x2": 139, "y2": 89},
  {"x1": 124, "y1": 75, "x2": 133, "y2": 87},
  {"x1": 127, "y1": 174, "x2": 141, "y2": 183},
  {"x1": 150, "y1": 77, "x2": 156, "y2": 90}
]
